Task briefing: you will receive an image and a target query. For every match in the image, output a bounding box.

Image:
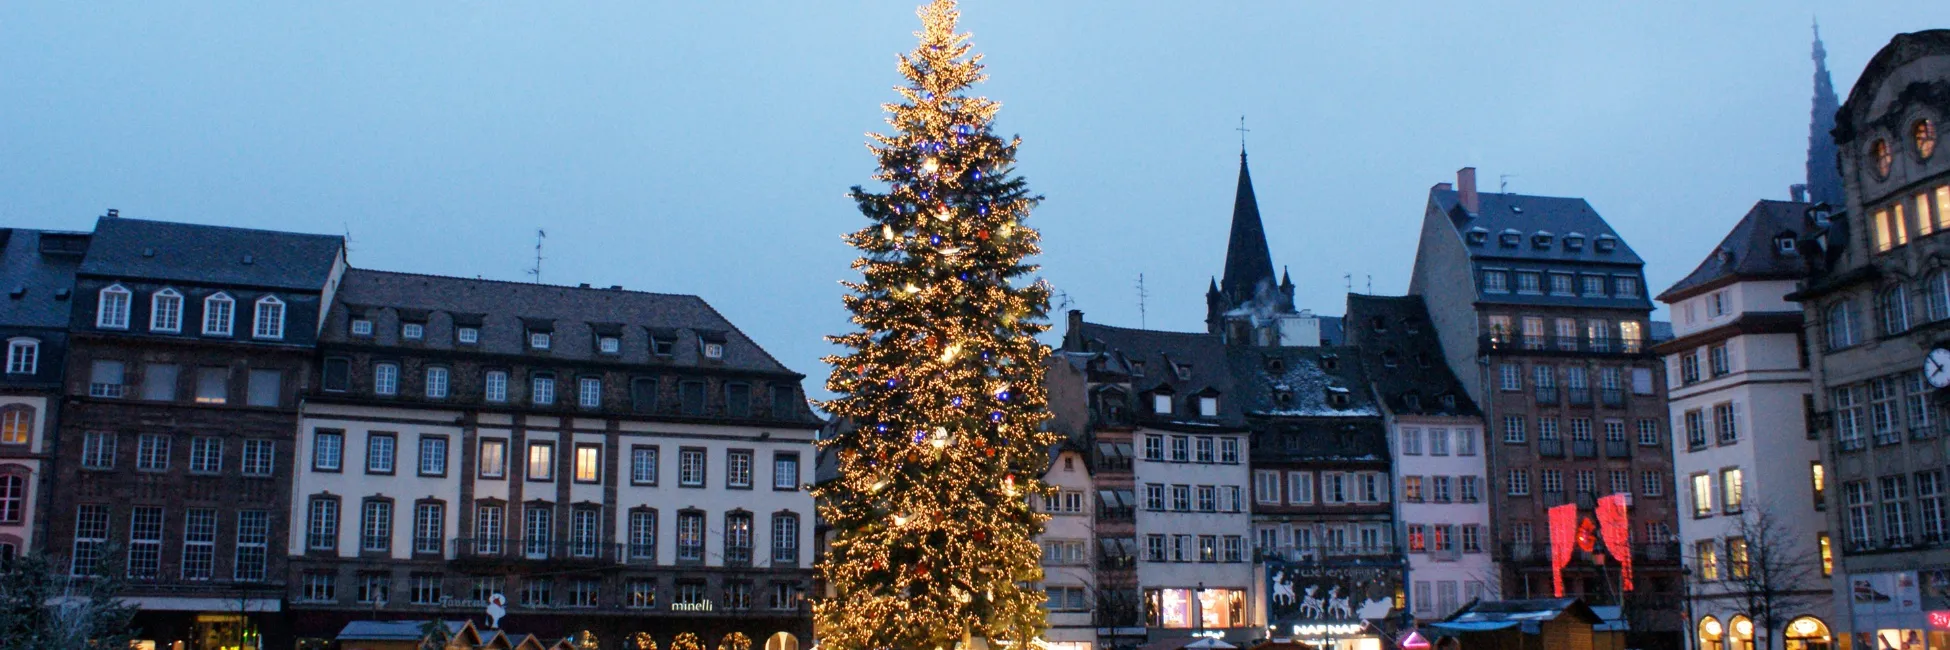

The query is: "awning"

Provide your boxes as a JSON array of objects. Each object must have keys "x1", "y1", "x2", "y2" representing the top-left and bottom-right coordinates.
[{"x1": 1429, "y1": 621, "x2": 1519, "y2": 633}]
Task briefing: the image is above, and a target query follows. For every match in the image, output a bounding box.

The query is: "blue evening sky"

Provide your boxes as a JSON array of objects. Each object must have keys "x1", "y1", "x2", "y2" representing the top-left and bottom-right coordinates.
[{"x1": 1, "y1": 3, "x2": 1937, "y2": 395}]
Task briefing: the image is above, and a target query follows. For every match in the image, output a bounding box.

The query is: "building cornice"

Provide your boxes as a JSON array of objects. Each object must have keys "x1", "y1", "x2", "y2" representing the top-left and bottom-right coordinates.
[{"x1": 1652, "y1": 312, "x2": 1804, "y2": 355}]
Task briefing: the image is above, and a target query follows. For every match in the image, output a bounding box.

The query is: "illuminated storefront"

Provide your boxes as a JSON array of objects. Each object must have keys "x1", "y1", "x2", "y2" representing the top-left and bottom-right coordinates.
[{"x1": 1145, "y1": 588, "x2": 1248, "y2": 630}]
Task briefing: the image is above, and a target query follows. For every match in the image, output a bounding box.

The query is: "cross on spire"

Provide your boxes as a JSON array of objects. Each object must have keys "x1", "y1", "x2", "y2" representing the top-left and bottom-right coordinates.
[{"x1": 1236, "y1": 115, "x2": 1250, "y2": 154}]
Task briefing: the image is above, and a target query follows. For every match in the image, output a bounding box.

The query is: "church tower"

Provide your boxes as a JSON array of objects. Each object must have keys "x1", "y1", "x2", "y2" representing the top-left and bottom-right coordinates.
[
  {"x1": 1806, "y1": 20, "x2": 1845, "y2": 206},
  {"x1": 1205, "y1": 149, "x2": 1296, "y2": 336}
]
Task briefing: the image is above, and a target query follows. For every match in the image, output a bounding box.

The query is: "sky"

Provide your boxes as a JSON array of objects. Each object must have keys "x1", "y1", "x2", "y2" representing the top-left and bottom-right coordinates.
[{"x1": 0, "y1": 2, "x2": 1938, "y2": 396}]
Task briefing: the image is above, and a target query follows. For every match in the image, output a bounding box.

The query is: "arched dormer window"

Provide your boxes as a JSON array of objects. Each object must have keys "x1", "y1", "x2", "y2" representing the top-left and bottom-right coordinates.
[
  {"x1": 149, "y1": 288, "x2": 183, "y2": 332},
  {"x1": 203, "y1": 293, "x2": 235, "y2": 336},
  {"x1": 96, "y1": 284, "x2": 131, "y2": 329},
  {"x1": 253, "y1": 296, "x2": 286, "y2": 340},
  {"x1": 5, "y1": 338, "x2": 37, "y2": 375}
]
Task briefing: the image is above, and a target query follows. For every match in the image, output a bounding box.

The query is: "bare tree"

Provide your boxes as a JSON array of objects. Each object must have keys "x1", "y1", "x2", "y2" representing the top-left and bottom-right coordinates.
[
  {"x1": 0, "y1": 550, "x2": 139, "y2": 650},
  {"x1": 1715, "y1": 506, "x2": 1826, "y2": 650}
]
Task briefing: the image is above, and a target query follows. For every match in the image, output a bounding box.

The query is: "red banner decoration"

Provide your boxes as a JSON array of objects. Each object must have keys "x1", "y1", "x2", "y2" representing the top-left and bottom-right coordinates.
[
  {"x1": 1549, "y1": 503, "x2": 1578, "y2": 597},
  {"x1": 1597, "y1": 493, "x2": 1634, "y2": 591}
]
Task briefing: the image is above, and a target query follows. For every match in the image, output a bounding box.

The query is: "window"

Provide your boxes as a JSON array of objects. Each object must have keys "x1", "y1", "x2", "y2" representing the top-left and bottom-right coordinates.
[
  {"x1": 0, "y1": 406, "x2": 30, "y2": 445},
  {"x1": 485, "y1": 371, "x2": 508, "y2": 402},
  {"x1": 1171, "y1": 485, "x2": 1191, "y2": 511},
  {"x1": 96, "y1": 285, "x2": 131, "y2": 329},
  {"x1": 457, "y1": 327, "x2": 479, "y2": 344},
  {"x1": 235, "y1": 510, "x2": 268, "y2": 581},
  {"x1": 1696, "y1": 540, "x2": 1720, "y2": 581},
  {"x1": 580, "y1": 377, "x2": 602, "y2": 409},
  {"x1": 1638, "y1": 419, "x2": 1659, "y2": 446},
  {"x1": 1872, "y1": 378, "x2": 1902, "y2": 446},
  {"x1": 1692, "y1": 473, "x2": 1713, "y2": 518},
  {"x1": 772, "y1": 512, "x2": 800, "y2": 563},
  {"x1": 575, "y1": 444, "x2": 601, "y2": 483},
  {"x1": 1685, "y1": 409, "x2": 1707, "y2": 449},
  {"x1": 1550, "y1": 273, "x2": 1574, "y2": 295},
  {"x1": 1507, "y1": 469, "x2": 1529, "y2": 495},
  {"x1": 418, "y1": 436, "x2": 447, "y2": 476},
  {"x1": 771, "y1": 384, "x2": 795, "y2": 417},
  {"x1": 627, "y1": 579, "x2": 658, "y2": 608},
  {"x1": 1919, "y1": 471, "x2": 1946, "y2": 543},
  {"x1": 1429, "y1": 428, "x2": 1450, "y2": 455},
  {"x1": 1402, "y1": 427, "x2": 1422, "y2": 455},
  {"x1": 1461, "y1": 476, "x2": 1480, "y2": 502},
  {"x1": 188, "y1": 437, "x2": 222, "y2": 474},
  {"x1": 136, "y1": 433, "x2": 170, "y2": 471},
  {"x1": 726, "y1": 383, "x2": 751, "y2": 417},
  {"x1": 194, "y1": 367, "x2": 228, "y2": 404},
  {"x1": 677, "y1": 511, "x2": 704, "y2": 561},
  {"x1": 401, "y1": 322, "x2": 424, "y2": 340},
  {"x1": 1642, "y1": 471, "x2": 1665, "y2": 497},
  {"x1": 140, "y1": 363, "x2": 179, "y2": 401},
  {"x1": 479, "y1": 439, "x2": 506, "y2": 478},
  {"x1": 1828, "y1": 300, "x2": 1859, "y2": 349},
  {"x1": 632, "y1": 378, "x2": 660, "y2": 414},
  {"x1": 142, "y1": 289, "x2": 184, "y2": 332},
  {"x1": 1482, "y1": 270, "x2": 1508, "y2": 292},
  {"x1": 1503, "y1": 416, "x2": 1526, "y2": 443},
  {"x1": 475, "y1": 505, "x2": 504, "y2": 554},
  {"x1": 1433, "y1": 476, "x2": 1453, "y2": 503},
  {"x1": 411, "y1": 575, "x2": 442, "y2": 605},
  {"x1": 571, "y1": 509, "x2": 601, "y2": 558},
  {"x1": 632, "y1": 446, "x2": 659, "y2": 485},
  {"x1": 1153, "y1": 393, "x2": 1172, "y2": 414},
  {"x1": 1845, "y1": 481, "x2": 1874, "y2": 547},
  {"x1": 1836, "y1": 386, "x2": 1866, "y2": 450},
  {"x1": 679, "y1": 448, "x2": 705, "y2": 486},
  {"x1": 1708, "y1": 345, "x2": 1729, "y2": 376},
  {"x1": 531, "y1": 373, "x2": 555, "y2": 405},
  {"x1": 520, "y1": 578, "x2": 552, "y2": 607},
  {"x1": 1220, "y1": 437, "x2": 1240, "y2": 463},
  {"x1": 1198, "y1": 396, "x2": 1218, "y2": 417},
  {"x1": 307, "y1": 497, "x2": 340, "y2": 550},
  {"x1": 568, "y1": 578, "x2": 601, "y2": 608},
  {"x1": 299, "y1": 572, "x2": 337, "y2": 603},
  {"x1": 1541, "y1": 470, "x2": 1563, "y2": 493},
  {"x1": 89, "y1": 360, "x2": 125, "y2": 398},
  {"x1": 1819, "y1": 533, "x2": 1834, "y2": 577},
  {"x1": 1883, "y1": 475, "x2": 1912, "y2": 544},
  {"x1": 1196, "y1": 485, "x2": 1216, "y2": 511},
  {"x1": 1882, "y1": 285, "x2": 1912, "y2": 335},
  {"x1": 680, "y1": 381, "x2": 705, "y2": 415},
  {"x1": 425, "y1": 367, "x2": 449, "y2": 399},
  {"x1": 203, "y1": 293, "x2": 234, "y2": 335},
  {"x1": 1408, "y1": 525, "x2": 1427, "y2": 552},
  {"x1": 523, "y1": 505, "x2": 554, "y2": 558},
  {"x1": 306, "y1": 430, "x2": 344, "y2": 472},
  {"x1": 1714, "y1": 402, "x2": 1739, "y2": 445},
  {"x1": 1170, "y1": 435, "x2": 1189, "y2": 462},
  {"x1": 774, "y1": 454, "x2": 799, "y2": 490},
  {"x1": 1147, "y1": 483, "x2": 1167, "y2": 510},
  {"x1": 246, "y1": 369, "x2": 281, "y2": 406},
  {"x1": 1195, "y1": 436, "x2": 1214, "y2": 462},
  {"x1": 1252, "y1": 472, "x2": 1278, "y2": 505},
  {"x1": 1582, "y1": 275, "x2": 1606, "y2": 297},
  {"x1": 1721, "y1": 468, "x2": 1743, "y2": 513},
  {"x1": 0, "y1": 476, "x2": 23, "y2": 523},
  {"x1": 1404, "y1": 476, "x2": 1424, "y2": 502},
  {"x1": 530, "y1": 331, "x2": 551, "y2": 350},
  {"x1": 598, "y1": 336, "x2": 621, "y2": 354},
  {"x1": 361, "y1": 500, "x2": 393, "y2": 552},
  {"x1": 1812, "y1": 462, "x2": 1829, "y2": 508},
  {"x1": 350, "y1": 318, "x2": 373, "y2": 336},
  {"x1": 358, "y1": 573, "x2": 392, "y2": 605},
  {"x1": 413, "y1": 502, "x2": 444, "y2": 554},
  {"x1": 4, "y1": 339, "x2": 37, "y2": 375},
  {"x1": 1918, "y1": 119, "x2": 1939, "y2": 160},
  {"x1": 1615, "y1": 276, "x2": 1640, "y2": 297},
  {"x1": 253, "y1": 296, "x2": 285, "y2": 339},
  {"x1": 1499, "y1": 364, "x2": 1521, "y2": 391},
  {"x1": 651, "y1": 335, "x2": 676, "y2": 356},
  {"x1": 1143, "y1": 435, "x2": 1164, "y2": 461},
  {"x1": 704, "y1": 342, "x2": 724, "y2": 359},
  {"x1": 628, "y1": 509, "x2": 658, "y2": 560},
  {"x1": 527, "y1": 441, "x2": 555, "y2": 481},
  {"x1": 366, "y1": 433, "x2": 396, "y2": 474},
  {"x1": 125, "y1": 506, "x2": 164, "y2": 579}
]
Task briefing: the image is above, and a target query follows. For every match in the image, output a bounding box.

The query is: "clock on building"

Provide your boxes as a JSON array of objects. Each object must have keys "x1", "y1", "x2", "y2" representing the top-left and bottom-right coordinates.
[{"x1": 1926, "y1": 348, "x2": 1950, "y2": 388}]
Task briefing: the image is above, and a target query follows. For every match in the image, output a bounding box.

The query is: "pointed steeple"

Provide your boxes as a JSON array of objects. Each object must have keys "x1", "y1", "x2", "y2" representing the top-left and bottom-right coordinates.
[
  {"x1": 1807, "y1": 19, "x2": 1846, "y2": 206},
  {"x1": 1220, "y1": 151, "x2": 1277, "y2": 303}
]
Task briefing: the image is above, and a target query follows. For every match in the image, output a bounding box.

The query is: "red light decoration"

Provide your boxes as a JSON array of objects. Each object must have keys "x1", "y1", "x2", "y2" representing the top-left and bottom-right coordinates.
[
  {"x1": 1549, "y1": 503, "x2": 1578, "y2": 597},
  {"x1": 1598, "y1": 493, "x2": 1634, "y2": 591}
]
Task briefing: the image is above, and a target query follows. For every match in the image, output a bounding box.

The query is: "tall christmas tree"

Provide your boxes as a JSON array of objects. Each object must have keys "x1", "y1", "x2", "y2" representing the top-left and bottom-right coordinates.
[{"x1": 814, "y1": 1, "x2": 1057, "y2": 648}]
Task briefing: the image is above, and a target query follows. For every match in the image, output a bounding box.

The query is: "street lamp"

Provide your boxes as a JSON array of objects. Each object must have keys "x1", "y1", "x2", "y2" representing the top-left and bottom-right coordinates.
[{"x1": 1681, "y1": 565, "x2": 1695, "y2": 650}]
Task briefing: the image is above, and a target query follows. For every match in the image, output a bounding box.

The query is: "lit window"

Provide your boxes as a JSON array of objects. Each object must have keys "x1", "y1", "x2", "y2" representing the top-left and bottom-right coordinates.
[
  {"x1": 1872, "y1": 138, "x2": 1894, "y2": 179},
  {"x1": 528, "y1": 441, "x2": 555, "y2": 481},
  {"x1": 1916, "y1": 119, "x2": 1937, "y2": 160},
  {"x1": 253, "y1": 296, "x2": 285, "y2": 340},
  {"x1": 6, "y1": 339, "x2": 37, "y2": 375},
  {"x1": 96, "y1": 285, "x2": 131, "y2": 329},
  {"x1": 0, "y1": 406, "x2": 31, "y2": 445},
  {"x1": 575, "y1": 445, "x2": 601, "y2": 483},
  {"x1": 150, "y1": 289, "x2": 183, "y2": 332},
  {"x1": 203, "y1": 293, "x2": 234, "y2": 336}
]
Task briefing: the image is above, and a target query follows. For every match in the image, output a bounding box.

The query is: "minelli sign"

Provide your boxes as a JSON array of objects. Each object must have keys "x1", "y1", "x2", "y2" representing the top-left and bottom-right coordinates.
[{"x1": 671, "y1": 600, "x2": 716, "y2": 613}]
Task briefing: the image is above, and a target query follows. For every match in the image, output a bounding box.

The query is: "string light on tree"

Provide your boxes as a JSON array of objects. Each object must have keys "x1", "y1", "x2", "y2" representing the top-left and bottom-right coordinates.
[{"x1": 813, "y1": 1, "x2": 1057, "y2": 648}]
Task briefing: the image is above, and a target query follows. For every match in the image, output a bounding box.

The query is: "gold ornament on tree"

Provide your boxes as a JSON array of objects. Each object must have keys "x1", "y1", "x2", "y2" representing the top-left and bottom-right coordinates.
[
  {"x1": 815, "y1": 1, "x2": 1056, "y2": 649},
  {"x1": 671, "y1": 633, "x2": 704, "y2": 650},
  {"x1": 718, "y1": 632, "x2": 752, "y2": 650}
]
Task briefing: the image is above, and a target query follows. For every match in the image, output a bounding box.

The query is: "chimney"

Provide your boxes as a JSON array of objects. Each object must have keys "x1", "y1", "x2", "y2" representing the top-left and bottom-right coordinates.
[
  {"x1": 1433, "y1": 182, "x2": 1453, "y2": 192},
  {"x1": 1457, "y1": 167, "x2": 1479, "y2": 214},
  {"x1": 1790, "y1": 184, "x2": 1809, "y2": 202},
  {"x1": 105, "y1": 208, "x2": 119, "y2": 218}
]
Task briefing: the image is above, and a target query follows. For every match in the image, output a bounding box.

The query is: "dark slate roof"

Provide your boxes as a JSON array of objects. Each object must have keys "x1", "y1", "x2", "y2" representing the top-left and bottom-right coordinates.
[
  {"x1": 1317, "y1": 315, "x2": 1344, "y2": 346},
  {"x1": 326, "y1": 269, "x2": 800, "y2": 376},
  {"x1": 79, "y1": 217, "x2": 343, "y2": 290},
  {"x1": 1220, "y1": 152, "x2": 1277, "y2": 302},
  {"x1": 1431, "y1": 190, "x2": 1645, "y2": 266},
  {"x1": 0, "y1": 229, "x2": 88, "y2": 328},
  {"x1": 1225, "y1": 345, "x2": 1379, "y2": 419},
  {"x1": 1343, "y1": 294, "x2": 1480, "y2": 417},
  {"x1": 1066, "y1": 320, "x2": 1242, "y2": 427},
  {"x1": 1657, "y1": 200, "x2": 1813, "y2": 302}
]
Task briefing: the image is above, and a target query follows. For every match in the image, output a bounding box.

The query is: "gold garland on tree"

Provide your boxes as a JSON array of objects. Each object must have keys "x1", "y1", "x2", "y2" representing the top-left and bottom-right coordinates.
[
  {"x1": 630, "y1": 633, "x2": 658, "y2": 650},
  {"x1": 671, "y1": 632, "x2": 704, "y2": 650},
  {"x1": 718, "y1": 632, "x2": 752, "y2": 650},
  {"x1": 814, "y1": 1, "x2": 1057, "y2": 648}
]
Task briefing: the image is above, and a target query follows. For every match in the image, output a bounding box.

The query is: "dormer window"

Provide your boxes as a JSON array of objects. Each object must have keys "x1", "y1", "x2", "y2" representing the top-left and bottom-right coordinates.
[
  {"x1": 1532, "y1": 232, "x2": 1554, "y2": 249},
  {"x1": 1516, "y1": 272, "x2": 1542, "y2": 294},
  {"x1": 600, "y1": 337, "x2": 621, "y2": 354},
  {"x1": 351, "y1": 319, "x2": 373, "y2": 336},
  {"x1": 530, "y1": 332, "x2": 551, "y2": 350},
  {"x1": 401, "y1": 323, "x2": 424, "y2": 340},
  {"x1": 8, "y1": 338, "x2": 39, "y2": 375},
  {"x1": 1564, "y1": 233, "x2": 1586, "y2": 251},
  {"x1": 1595, "y1": 235, "x2": 1618, "y2": 253},
  {"x1": 1264, "y1": 357, "x2": 1286, "y2": 374},
  {"x1": 1403, "y1": 393, "x2": 1421, "y2": 410},
  {"x1": 252, "y1": 296, "x2": 285, "y2": 340},
  {"x1": 652, "y1": 335, "x2": 675, "y2": 356},
  {"x1": 1321, "y1": 355, "x2": 1339, "y2": 371},
  {"x1": 1326, "y1": 388, "x2": 1350, "y2": 408},
  {"x1": 1549, "y1": 273, "x2": 1574, "y2": 295},
  {"x1": 1466, "y1": 228, "x2": 1489, "y2": 246},
  {"x1": 1615, "y1": 276, "x2": 1641, "y2": 298},
  {"x1": 1415, "y1": 352, "x2": 1431, "y2": 368},
  {"x1": 150, "y1": 289, "x2": 183, "y2": 333},
  {"x1": 1129, "y1": 360, "x2": 1147, "y2": 376},
  {"x1": 203, "y1": 293, "x2": 234, "y2": 336},
  {"x1": 1581, "y1": 275, "x2": 1607, "y2": 297},
  {"x1": 1152, "y1": 393, "x2": 1172, "y2": 415},
  {"x1": 1381, "y1": 351, "x2": 1399, "y2": 368},
  {"x1": 1370, "y1": 316, "x2": 1387, "y2": 332},
  {"x1": 1482, "y1": 270, "x2": 1509, "y2": 293},
  {"x1": 703, "y1": 343, "x2": 725, "y2": 359},
  {"x1": 456, "y1": 327, "x2": 479, "y2": 344},
  {"x1": 1439, "y1": 394, "x2": 1458, "y2": 410},
  {"x1": 1198, "y1": 396, "x2": 1219, "y2": 418},
  {"x1": 1172, "y1": 364, "x2": 1191, "y2": 381},
  {"x1": 1776, "y1": 235, "x2": 1798, "y2": 255},
  {"x1": 1274, "y1": 390, "x2": 1294, "y2": 408},
  {"x1": 1499, "y1": 230, "x2": 1521, "y2": 247},
  {"x1": 97, "y1": 285, "x2": 131, "y2": 329}
]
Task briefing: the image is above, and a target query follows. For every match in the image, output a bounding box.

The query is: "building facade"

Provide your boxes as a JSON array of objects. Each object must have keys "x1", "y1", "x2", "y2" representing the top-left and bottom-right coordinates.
[
  {"x1": 1792, "y1": 28, "x2": 1950, "y2": 647},
  {"x1": 286, "y1": 269, "x2": 819, "y2": 649},
  {"x1": 1408, "y1": 168, "x2": 1682, "y2": 645},
  {"x1": 1038, "y1": 442, "x2": 1099, "y2": 650},
  {"x1": 1345, "y1": 294, "x2": 1497, "y2": 623},
  {"x1": 1659, "y1": 199, "x2": 1837, "y2": 650},
  {"x1": 46, "y1": 216, "x2": 348, "y2": 650},
  {"x1": 0, "y1": 228, "x2": 90, "y2": 562}
]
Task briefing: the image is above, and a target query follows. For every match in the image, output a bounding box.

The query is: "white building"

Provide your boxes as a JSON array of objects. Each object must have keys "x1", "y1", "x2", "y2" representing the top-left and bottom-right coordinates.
[
  {"x1": 1135, "y1": 422, "x2": 1255, "y2": 640},
  {"x1": 1038, "y1": 443, "x2": 1098, "y2": 650},
  {"x1": 286, "y1": 269, "x2": 820, "y2": 648},
  {"x1": 1657, "y1": 200, "x2": 1836, "y2": 648}
]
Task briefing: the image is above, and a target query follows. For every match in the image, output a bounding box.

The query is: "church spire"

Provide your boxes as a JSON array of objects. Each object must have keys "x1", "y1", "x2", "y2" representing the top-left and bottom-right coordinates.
[
  {"x1": 1219, "y1": 150, "x2": 1277, "y2": 304},
  {"x1": 1807, "y1": 18, "x2": 1845, "y2": 206}
]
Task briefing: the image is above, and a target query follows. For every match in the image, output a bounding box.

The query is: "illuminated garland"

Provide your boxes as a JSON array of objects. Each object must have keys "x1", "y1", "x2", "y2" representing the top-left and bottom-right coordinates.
[
  {"x1": 813, "y1": 0, "x2": 1057, "y2": 648},
  {"x1": 719, "y1": 632, "x2": 752, "y2": 650},
  {"x1": 673, "y1": 633, "x2": 704, "y2": 650}
]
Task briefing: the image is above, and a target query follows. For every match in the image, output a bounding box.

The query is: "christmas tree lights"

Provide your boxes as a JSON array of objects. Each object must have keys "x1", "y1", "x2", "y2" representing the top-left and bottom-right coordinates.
[{"x1": 814, "y1": 1, "x2": 1057, "y2": 648}]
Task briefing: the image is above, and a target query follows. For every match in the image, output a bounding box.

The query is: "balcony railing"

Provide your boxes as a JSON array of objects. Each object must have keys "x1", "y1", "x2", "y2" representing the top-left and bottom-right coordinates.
[
  {"x1": 1600, "y1": 389, "x2": 1625, "y2": 408},
  {"x1": 1572, "y1": 440, "x2": 1597, "y2": 458},
  {"x1": 1482, "y1": 334, "x2": 1649, "y2": 357},
  {"x1": 1604, "y1": 440, "x2": 1633, "y2": 458},
  {"x1": 1567, "y1": 389, "x2": 1592, "y2": 406},
  {"x1": 1538, "y1": 439, "x2": 1565, "y2": 458}
]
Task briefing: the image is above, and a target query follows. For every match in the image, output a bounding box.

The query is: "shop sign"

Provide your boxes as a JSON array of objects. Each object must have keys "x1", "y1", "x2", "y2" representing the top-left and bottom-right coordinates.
[
  {"x1": 672, "y1": 600, "x2": 716, "y2": 612},
  {"x1": 1929, "y1": 611, "x2": 1950, "y2": 630},
  {"x1": 1291, "y1": 623, "x2": 1364, "y2": 637}
]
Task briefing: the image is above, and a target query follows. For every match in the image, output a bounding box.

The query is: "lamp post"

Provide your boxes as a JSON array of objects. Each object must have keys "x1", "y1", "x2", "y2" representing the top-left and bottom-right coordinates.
[
  {"x1": 1682, "y1": 565, "x2": 1696, "y2": 650},
  {"x1": 1194, "y1": 581, "x2": 1205, "y2": 639}
]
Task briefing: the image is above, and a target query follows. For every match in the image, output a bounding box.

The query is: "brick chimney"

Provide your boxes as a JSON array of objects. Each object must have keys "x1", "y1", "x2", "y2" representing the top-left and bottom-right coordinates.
[{"x1": 1457, "y1": 167, "x2": 1479, "y2": 214}]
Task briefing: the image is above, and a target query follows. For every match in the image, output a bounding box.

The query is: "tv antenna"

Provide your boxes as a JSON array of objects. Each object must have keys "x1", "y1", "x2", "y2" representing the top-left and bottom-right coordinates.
[
  {"x1": 1500, "y1": 174, "x2": 1517, "y2": 193},
  {"x1": 1053, "y1": 289, "x2": 1075, "y2": 313},
  {"x1": 1135, "y1": 273, "x2": 1150, "y2": 328},
  {"x1": 342, "y1": 223, "x2": 355, "y2": 256},
  {"x1": 1344, "y1": 273, "x2": 1352, "y2": 292},
  {"x1": 527, "y1": 229, "x2": 546, "y2": 284}
]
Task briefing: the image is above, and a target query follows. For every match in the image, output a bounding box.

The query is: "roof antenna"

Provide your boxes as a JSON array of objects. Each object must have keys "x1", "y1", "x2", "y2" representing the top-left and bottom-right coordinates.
[
  {"x1": 1499, "y1": 174, "x2": 1517, "y2": 193},
  {"x1": 1344, "y1": 273, "x2": 1352, "y2": 293},
  {"x1": 1135, "y1": 273, "x2": 1150, "y2": 329},
  {"x1": 527, "y1": 229, "x2": 546, "y2": 284},
  {"x1": 1053, "y1": 289, "x2": 1075, "y2": 313},
  {"x1": 1367, "y1": 274, "x2": 1373, "y2": 295},
  {"x1": 342, "y1": 223, "x2": 355, "y2": 256}
]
